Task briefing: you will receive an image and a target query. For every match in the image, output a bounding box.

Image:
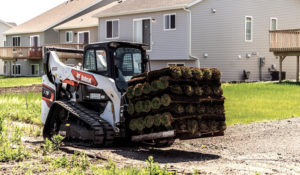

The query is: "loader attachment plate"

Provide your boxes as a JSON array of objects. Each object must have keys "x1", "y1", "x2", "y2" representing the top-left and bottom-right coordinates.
[{"x1": 131, "y1": 130, "x2": 175, "y2": 142}]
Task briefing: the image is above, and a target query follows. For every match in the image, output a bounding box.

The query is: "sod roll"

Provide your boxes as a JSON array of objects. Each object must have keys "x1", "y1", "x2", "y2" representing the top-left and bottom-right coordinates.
[
  {"x1": 151, "y1": 80, "x2": 160, "y2": 92},
  {"x1": 191, "y1": 67, "x2": 203, "y2": 80},
  {"x1": 126, "y1": 86, "x2": 134, "y2": 99},
  {"x1": 183, "y1": 85, "x2": 194, "y2": 96},
  {"x1": 161, "y1": 94, "x2": 172, "y2": 107},
  {"x1": 142, "y1": 100, "x2": 152, "y2": 113},
  {"x1": 211, "y1": 68, "x2": 221, "y2": 81},
  {"x1": 202, "y1": 68, "x2": 212, "y2": 81},
  {"x1": 181, "y1": 66, "x2": 193, "y2": 79},
  {"x1": 194, "y1": 86, "x2": 204, "y2": 96},
  {"x1": 161, "y1": 112, "x2": 173, "y2": 127},
  {"x1": 187, "y1": 120, "x2": 199, "y2": 134},
  {"x1": 158, "y1": 76, "x2": 170, "y2": 90},
  {"x1": 142, "y1": 82, "x2": 151, "y2": 95},
  {"x1": 128, "y1": 102, "x2": 135, "y2": 115},
  {"x1": 186, "y1": 104, "x2": 196, "y2": 114},
  {"x1": 135, "y1": 101, "x2": 143, "y2": 114},
  {"x1": 174, "y1": 104, "x2": 185, "y2": 114},
  {"x1": 144, "y1": 115, "x2": 154, "y2": 129},
  {"x1": 153, "y1": 114, "x2": 162, "y2": 127},
  {"x1": 170, "y1": 85, "x2": 183, "y2": 95},
  {"x1": 136, "y1": 118, "x2": 144, "y2": 132},
  {"x1": 151, "y1": 97, "x2": 161, "y2": 110},
  {"x1": 133, "y1": 84, "x2": 143, "y2": 97}
]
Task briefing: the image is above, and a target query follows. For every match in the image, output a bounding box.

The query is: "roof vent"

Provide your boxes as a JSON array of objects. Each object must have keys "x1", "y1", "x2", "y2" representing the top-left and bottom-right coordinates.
[{"x1": 117, "y1": 0, "x2": 126, "y2": 3}]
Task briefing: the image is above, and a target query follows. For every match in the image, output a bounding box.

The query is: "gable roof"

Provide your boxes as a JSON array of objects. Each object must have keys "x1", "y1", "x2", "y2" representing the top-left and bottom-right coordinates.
[
  {"x1": 94, "y1": 0, "x2": 202, "y2": 18},
  {"x1": 54, "y1": 1, "x2": 118, "y2": 31},
  {"x1": 0, "y1": 19, "x2": 15, "y2": 28},
  {"x1": 4, "y1": 0, "x2": 102, "y2": 35}
]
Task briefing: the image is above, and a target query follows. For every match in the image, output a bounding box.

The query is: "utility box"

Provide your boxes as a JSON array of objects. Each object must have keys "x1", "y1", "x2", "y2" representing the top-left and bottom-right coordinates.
[{"x1": 271, "y1": 71, "x2": 286, "y2": 81}]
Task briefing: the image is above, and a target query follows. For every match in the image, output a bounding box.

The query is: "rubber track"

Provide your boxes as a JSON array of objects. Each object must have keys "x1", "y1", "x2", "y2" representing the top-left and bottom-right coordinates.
[{"x1": 54, "y1": 101, "x2": 114, "y2": 146}]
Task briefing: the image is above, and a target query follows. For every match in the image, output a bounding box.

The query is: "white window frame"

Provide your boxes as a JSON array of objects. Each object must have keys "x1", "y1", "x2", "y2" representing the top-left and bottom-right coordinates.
[
  {"x1": 164, "y1": 13, "x2": 176, "y2": 31},
  {"x1": 270, "y1": 17, "x2": 278, "y2": 31},
  {"x1": 77, "y1": 31, "x2": 90, "y2": 44},
  {"x1": 167, "y1": 62, "x2": 185, "y2": 67},
  {"x1": 132, "y1": 17, "x2": 152, "y2": 51},
  {"x1": 30, "y1": 35, "x2": 40, "y2": 47},
  {"x1": 105, "y1": 19, "x2": 120, "y2": 39},
  {"x1": 245, "y1": 16, "x2": 253, "y2": 42},
  {"x1": 65, "y1": 31, "x2": 73, "y2": 43},
  {"x1": 31, "y1": 64, "x2": 39, "y2": 75},
  {"x1": 12, "y1": 64, "x2": 21, "y2": 75},
  {"x1": 12, "y1": 36, "x2": 20, "y2": 46}
]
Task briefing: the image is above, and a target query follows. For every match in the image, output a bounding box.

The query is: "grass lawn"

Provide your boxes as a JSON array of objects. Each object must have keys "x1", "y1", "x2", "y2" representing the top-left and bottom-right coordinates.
[
  {"x1": 0, "y1": 76, "x2": 42, "y2": 88},
  {"x1": 223, "y1": 82, "x2": 300, "y2": 125},
  {"x1": 0, "y1": 93, "x2": 42, "y2": 125},
  {"x1": 0, "y1": 82, "x2": 299, "y2": 126}
]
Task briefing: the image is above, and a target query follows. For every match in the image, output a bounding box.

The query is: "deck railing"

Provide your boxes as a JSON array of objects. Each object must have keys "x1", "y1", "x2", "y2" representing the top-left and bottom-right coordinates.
[
  {"x1": 0, "y1": 44, "x2": 85, "y2": 60},
  {"x1": 44, "y1": 43, "x2": 85, "y2": 59},
  {"x1": 270, "y1": 29, "x2": 300, "y2": 52},
  {"x1": 0, "y1": 47, "x2": 43, "y2": 59}
]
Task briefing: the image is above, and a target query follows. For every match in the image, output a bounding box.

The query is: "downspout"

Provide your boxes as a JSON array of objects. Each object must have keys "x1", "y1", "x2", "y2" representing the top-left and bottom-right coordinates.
[{"x1": 183, "y1": 7, "x2": 200, "y2": 68}]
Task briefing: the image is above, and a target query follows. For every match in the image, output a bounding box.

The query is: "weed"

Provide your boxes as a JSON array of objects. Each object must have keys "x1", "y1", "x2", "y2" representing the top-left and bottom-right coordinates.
[
  {"x1": 52, "y1": 134, "x2": 64, "y2": 151},
  {"x1": 42, "y1": 138, "x2": 53, "y2": 156}
]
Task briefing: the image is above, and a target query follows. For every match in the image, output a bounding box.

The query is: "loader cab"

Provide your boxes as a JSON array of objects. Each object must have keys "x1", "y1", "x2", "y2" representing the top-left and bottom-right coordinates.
[{"x1": 82, "y1": 42, "x2": 148, "y2": 91}]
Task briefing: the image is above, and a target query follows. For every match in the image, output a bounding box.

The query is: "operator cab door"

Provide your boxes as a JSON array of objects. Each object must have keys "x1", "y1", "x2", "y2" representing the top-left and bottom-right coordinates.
[{"x1": 83, "y1": 48, "x2": 109, "y2": 76}]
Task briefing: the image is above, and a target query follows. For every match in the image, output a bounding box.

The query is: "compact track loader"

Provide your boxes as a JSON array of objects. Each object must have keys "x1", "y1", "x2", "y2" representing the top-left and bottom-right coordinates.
[{"x1": 41, "y1": 42, "x2": 225, "y2": 147}]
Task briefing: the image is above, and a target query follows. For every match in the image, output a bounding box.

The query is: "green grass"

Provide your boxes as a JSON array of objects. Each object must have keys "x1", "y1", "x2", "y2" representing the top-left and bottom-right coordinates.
[
  {"x1": 223, "y1": 82, "x2": 300, "y2": 125},
  {"x1": 0, "y1": 93, "x2": 42, "y2": 125},
  {"x1": 0, "y1": 76, "x2": 42, "y2": 88},
  {"x1": 0, "y1": 82, "x2": 299, "y2": 127}
]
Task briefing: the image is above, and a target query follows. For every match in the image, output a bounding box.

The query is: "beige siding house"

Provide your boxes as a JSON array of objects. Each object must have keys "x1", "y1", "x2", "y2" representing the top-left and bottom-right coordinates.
[
  {"x1": 54, "y1": 1, "x2": 118, "y2": 45},
  {"x1": 0, "y1": 20, "x2": 15, "y2": 75},
  {"x1": 0, "y1": 0, "x2": 112, "y2": 77},
  {"x1": 95, "y1": 0, "x2": 300, "y2": 81}
]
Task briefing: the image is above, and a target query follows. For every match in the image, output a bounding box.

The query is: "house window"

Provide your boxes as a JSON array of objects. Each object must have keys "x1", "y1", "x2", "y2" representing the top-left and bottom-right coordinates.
[
  {"x1": 133, "y1": 18, "x2": 151, "y2": 50},
  {"x1": 164, "y1": 14, "x2": 176, "y2": 30},
  {"x1": 31, "y1": 64, "x2": 39, "y2": 75},
  {"x1": 12, "y1": 65, "x2": 21, "y2": 75},
  {"x1": 106, "y1": 19, "x2": 119, "y2": 39},
  {"x1": 78, "y1": 31, "x2": 89, "y2": 44},
  {"x1": 270, "y1": 18, "x2": 277, "y2": 30},
  {"x1": 66, "y1": 31, "x2": 73, "y2": 43},
  {"x1": 30, "y1": 35, "x2": 40, "y2": 47},
  {"x1": 12, "y1": 36, "x2": 20, "y2": 46},
  {"x1": 245, "y1": 16, "x2": 253, "y2": 42},
  {"x1": 167, "y1": 63, "x2": 185, "y2": 67}
]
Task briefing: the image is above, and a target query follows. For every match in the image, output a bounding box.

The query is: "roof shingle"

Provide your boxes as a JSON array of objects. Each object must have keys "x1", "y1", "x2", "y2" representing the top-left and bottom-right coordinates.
[
  {"x1": 4, "y1": 0, "x2": 102, "y2": 35},
  {"x1": 94, "y1": 0, "x2": 199, "y2": 18}
]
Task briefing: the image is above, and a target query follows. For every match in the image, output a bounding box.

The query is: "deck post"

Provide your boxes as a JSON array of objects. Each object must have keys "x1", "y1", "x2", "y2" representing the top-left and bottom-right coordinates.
[
  {"x1": 279, "y1": 56, "x2": 286, "y2": 83},
  {"x1": 297, "y1": 56, "x2": 299, "y2": 82}
]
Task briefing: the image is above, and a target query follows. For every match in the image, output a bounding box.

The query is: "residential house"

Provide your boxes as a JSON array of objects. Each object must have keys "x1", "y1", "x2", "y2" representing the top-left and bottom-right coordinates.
[
  {"x1": 94, "y1": 0, "x2": 300, "y2": 81},
  {"x1": 0, "y1": 0, "x2": 113, "y2": 77},
  {"x1": 0, "y1": 20, "x2": 15, "y2": 75}
]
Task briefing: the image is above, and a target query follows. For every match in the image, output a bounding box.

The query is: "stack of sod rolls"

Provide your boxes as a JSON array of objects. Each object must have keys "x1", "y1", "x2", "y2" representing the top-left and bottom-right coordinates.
[{"x1": 126, "y1": 66, "x2": 226, "y2": 138}]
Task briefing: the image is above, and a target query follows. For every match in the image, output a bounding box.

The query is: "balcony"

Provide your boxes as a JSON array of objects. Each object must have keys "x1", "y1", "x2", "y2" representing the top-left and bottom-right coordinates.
[
  {"x1": 270, "y1": 29, "x2": 300, "y2": 54},
  {"x1": 269, "y1": 29, "x2": 300, "y2": 82},
  {"x1": 0, "y1": 44, "x2": 85, "y2": 60},
  {"x1": 0, "y1": 47, "x2": 43, "y2": 59}
]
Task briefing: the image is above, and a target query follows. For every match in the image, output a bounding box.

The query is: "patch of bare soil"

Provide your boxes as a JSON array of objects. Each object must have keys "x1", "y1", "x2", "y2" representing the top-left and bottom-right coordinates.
[
  {"x1": 4, "y1": 118, "x2": 300, "y2": 174},
  {"x1": 0, "y1": 84, "x2": 42, "y2": 94}
]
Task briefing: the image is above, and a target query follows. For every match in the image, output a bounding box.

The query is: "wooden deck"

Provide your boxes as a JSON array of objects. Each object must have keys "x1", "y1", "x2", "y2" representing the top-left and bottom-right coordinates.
[
  {"x1": 0, "y1": 44, "x2": 85, "y2": 60},
  {"x1": 269, "y1": 29, "x2": 300, "y2": 82}
]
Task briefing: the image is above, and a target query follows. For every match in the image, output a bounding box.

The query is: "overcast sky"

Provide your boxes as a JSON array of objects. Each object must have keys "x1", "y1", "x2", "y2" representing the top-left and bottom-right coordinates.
[{"x1": 0, "y1": 0, "x2": 66, "y2": 25}]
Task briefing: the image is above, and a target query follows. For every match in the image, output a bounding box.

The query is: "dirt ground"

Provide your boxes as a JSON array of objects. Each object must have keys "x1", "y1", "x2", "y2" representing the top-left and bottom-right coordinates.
[
  {"x1": 63, "y1": 117, "x2": 300, "y2": 175},
  {"x1": 4, "y1": 117, "x2": 300, "y2": 174},
  {"x1": 0, "y1": 84, "x2": 42, "y2": 94}
]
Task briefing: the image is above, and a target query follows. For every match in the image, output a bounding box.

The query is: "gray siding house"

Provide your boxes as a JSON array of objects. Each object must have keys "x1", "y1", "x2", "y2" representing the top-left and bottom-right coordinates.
[
  {"x1": 95, "y1": 0, "x2": 300, "y2": 81},
  {"x1": 0, "y1": 0, "x2": 113, "y2": 77}
]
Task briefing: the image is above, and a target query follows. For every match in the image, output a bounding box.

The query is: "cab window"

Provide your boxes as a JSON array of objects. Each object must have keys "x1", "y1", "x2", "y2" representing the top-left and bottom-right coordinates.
[
  {"x1": 84, "y1": 49, "x2": 96, "y2": 71},
  {"x1": 96, "y1": 50, "x2": 107, "y2": 72}
]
